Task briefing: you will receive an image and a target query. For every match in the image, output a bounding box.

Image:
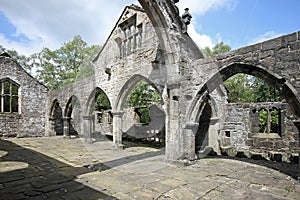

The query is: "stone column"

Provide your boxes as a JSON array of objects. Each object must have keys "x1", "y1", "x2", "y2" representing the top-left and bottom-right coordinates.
[
  {"x1": 112, "y1": 111, "x2": 124, "y2": 149},
  {"x1": 267, "y1": 109, "x2": 271, "y2": 133},
  {"x1": 62, "y1": 117, "x2": 71, "y2": 138},
  {"x1": 83, "y1": 115, "x2": 93, "y2": 143},
  {"x1": 165, "y1": 84, "x2": 184, "y2": 160},
  {"x1": 293, "y1": 121, "x2": 300, "y2": 180},
  {"x1": 184, "y1": 122, "x2": 198, "y2": 161},
  {"x1": 48, "y1": 117, "x2": 56, "y2": 136}
]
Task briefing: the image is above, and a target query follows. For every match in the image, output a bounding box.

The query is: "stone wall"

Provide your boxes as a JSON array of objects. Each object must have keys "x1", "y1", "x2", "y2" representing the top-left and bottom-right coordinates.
[
  {"x1": 0, "y1": 55, "x2": 48, "y2": 137},
  {"x1": 93, "y1": 5, "x2": 165, "y2": 110},
  {"x1": 47, "y1": 76, "x2": 96, "y2": 137},
  {"x1": 219, "y1": 102, "x2": 298, "y2": 162},
  {"x1": 181, "y1": 31, "x2": 300, "y2": 161},
  {"x1": 40, "y1": 3, "x2": 300, "y2": 164}
]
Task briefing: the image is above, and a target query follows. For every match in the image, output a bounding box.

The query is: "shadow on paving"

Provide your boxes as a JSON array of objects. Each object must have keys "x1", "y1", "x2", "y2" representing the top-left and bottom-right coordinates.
[
  {"x1": 203, "y1": 155, "x2": 299, "y2": 179},
  {"x1": 86, "y1": 148, "x2": 165, "y2": 171},
  {"x1": 0, "y1": 139, "x2": 117, "y2": 200}
]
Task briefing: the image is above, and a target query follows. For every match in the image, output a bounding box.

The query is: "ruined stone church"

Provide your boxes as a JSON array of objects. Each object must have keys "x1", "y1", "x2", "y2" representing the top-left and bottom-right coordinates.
[{"x1": 1, "y1": 1, "x2": 300, "y2": 168}]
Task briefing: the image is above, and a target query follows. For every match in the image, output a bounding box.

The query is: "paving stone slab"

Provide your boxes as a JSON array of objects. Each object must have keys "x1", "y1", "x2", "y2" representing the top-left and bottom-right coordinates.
[{"x1": 1, "y1": 137, "x2": 300, "y2": 200}]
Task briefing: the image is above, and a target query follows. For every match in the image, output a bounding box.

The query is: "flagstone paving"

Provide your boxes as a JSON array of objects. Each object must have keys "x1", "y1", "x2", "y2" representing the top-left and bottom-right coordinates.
[{"x1": 0, "y1": 136, "x2": 299, "y2": 199}]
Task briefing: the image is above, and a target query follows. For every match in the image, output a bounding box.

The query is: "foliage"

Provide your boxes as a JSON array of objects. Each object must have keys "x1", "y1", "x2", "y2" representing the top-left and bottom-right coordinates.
[
  {"x1": 95, "y1": 91, "x2": 111, "y2": 111},
  {"x1": 203, "y1": 41, "x2": 231, "y2": 57},
  {"x1": 1, "y1": 36, "x2": 101, "y2": 90},
  {"x1": 259, "y1": 109, "x2": 280, "y2": 133},
  {"x1": 259, "y1": 109, "x2": 268, "y2": 133},
  {"x1": 252, "y1": 77, "x2": 282, "y2": 102},
  {"x1": 127, "y1": 81, "x2": 161, "y2": 123},
  {"x1": 127, "y1": 81, "x2": 161, "y2": 107},
  {"x1": 34, "y1": 35, "x2": 101, "y2": 89},
  {"x1": 270, "y1": 109, "x2": 280, "y2": 133},
  {"x1": 204, "y1": 42, "x2": 282, "y2": 133},
  {"x1": 224, "y1": 74, "x2": 282, "y2": 103},
  {"x1": 0, "y1": 45, "x2": 32, "y2": 74},
  {"x1": 224, "y1": 74, "x2": 256, "y2": 103}
]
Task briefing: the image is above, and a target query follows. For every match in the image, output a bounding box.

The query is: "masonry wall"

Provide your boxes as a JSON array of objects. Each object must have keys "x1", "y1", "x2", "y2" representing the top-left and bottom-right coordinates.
[
  {"x1": 94, "y1": 6, "x2": 165, "y2": 109},
  {"x1": 219, "y1": 102, "x2": 298, "y2": 162},
  {"x1": 0, "y1": 56, "x2": 48, "y2": 137},
  {"x1": 47, "y1": 76, "x2": 96, "y2": 136}
]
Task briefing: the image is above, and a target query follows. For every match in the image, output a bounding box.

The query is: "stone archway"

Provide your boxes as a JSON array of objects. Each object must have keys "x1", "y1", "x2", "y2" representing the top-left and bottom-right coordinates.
[
  {"x1": 49, "y1": 99, "x2": 63, "y2": 136},
  {"x1": 113, "y1": 74, "x2": 165, "y2": 148},
  {"x1": 195, "y1": 102, "x2": 212, "y2": 153},
  {"x1": 189, "y1": 63, "x2": 300, "y2": 121},
  {"x1": 84, "y1": 87, "x2": 112, "y2": 141},
  {"x1": 114, "y1": 74, "x2": 163, "y2": 111},
  {"x1": 186, "y1": 63, "x2": 300, "y2": 161},
  {"x1": 64, "y1": 95, "x2": 82, "y2": 137}
]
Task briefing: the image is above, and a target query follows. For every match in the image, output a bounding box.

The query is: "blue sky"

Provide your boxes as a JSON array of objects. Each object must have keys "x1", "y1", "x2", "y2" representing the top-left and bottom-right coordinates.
[
  {"x1": 0, "y1": 0, "x2": 299, "y2": 55},
  {"x1": 191, "y1": 0, "x2": 300, "y2": 49}
]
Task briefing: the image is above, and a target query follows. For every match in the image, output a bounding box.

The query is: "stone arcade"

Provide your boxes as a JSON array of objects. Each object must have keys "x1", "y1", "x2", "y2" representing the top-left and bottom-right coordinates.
[{"x1": 1, "y1": 1, "x2": 300, "y2": 173}]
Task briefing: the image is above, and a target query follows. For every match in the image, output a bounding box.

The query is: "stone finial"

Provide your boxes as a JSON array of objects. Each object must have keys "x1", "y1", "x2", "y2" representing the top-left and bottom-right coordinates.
[{"x1": 182, "y1": 8, "x2": 192, "y2": 25}]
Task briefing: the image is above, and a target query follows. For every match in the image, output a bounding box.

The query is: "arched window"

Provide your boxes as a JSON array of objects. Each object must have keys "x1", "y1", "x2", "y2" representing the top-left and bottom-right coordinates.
[{"x1": 0, "y1": 79, "x2": 19, "y2": 113}]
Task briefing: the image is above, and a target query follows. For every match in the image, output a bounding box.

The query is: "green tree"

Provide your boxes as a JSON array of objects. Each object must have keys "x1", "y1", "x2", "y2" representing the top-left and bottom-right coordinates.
[
  {"x1": 127, "y1": 81, "x2": 161, "y2": 107},
  {"x1": 224, "y1": 74, "x2": 282, "y2": 103},
  {"x1": 95, "y1": 92, "x2": 111, "y2": 111},
  {"x1": 252, "y1": 77, "x2": 282, "y2": 102},
  {"x1": 203, "y1": 41, "x2": 231, "y2": 57},
  {"x1": 224, "y1": 74, "x2": 256, "y2": 103},
  {"x1": 127, "y1": 81, "x2": 161, "y2": 123},
  {"x1": 35, "y1": 35, "x2": 101, "y2": 89}
]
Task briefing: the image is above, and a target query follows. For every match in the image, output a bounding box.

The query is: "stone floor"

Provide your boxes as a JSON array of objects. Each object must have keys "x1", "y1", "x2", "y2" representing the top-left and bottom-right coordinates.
[{"x1": 0, "y1": 136, "x2": 300, "y2": 200}]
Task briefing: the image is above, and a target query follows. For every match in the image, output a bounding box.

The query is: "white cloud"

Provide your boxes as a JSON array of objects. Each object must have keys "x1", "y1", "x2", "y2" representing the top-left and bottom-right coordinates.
[
  {"x1": 0, "y1": 0, "x2": 137, "y2": 55},
  {"x1": 176, "y1": 0, "x2": 238, "y2": 16},
  {"x1": 250, "y1": 31, "x2": 284, "y2": 45},
  {"x1": 188, "y1": 23, "x2": 214, "y2": 49},
  {"x1": 0, "y1": 34, "x2": 40, "y2": 55},
  {"x1": 176, "y1": 0, "x2": 237, "y2": 49},
  {"x1": 0, "y1": 0, "x2": 237, "y2": 56}
]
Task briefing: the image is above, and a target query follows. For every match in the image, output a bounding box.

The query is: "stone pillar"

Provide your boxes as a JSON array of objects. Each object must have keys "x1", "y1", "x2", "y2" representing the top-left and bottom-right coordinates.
[
  {"x1": 184, "y1": 122, "x2": 198, "y2": 160},
  {"x1": 209, "y1": 118, "x2": 221, "y2": 155},
  {"x1": 112, "y1": 111, "x2": 124, "y2": 149},
  {"x1": 63, "y1": 117, "x2": 71, "y2": 138},
  {"x1": 165, "y1": 84, "x2": 184, "y2": 160},
  {"x1": 83, "y1": 115, "x2": 93, "y2": 143},
  {"x1": 48, "y1": 117, "x2": 56, "y2": 136},
  {"x1": 267, "y1": 110, "x2": 271, "y2": 133},
  {"x1": 293, "y1": 121, "x2": 300, "y2": 180}
]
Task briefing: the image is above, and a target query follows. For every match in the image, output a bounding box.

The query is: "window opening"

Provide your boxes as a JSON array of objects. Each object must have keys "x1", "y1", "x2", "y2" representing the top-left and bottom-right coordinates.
[
  {"x1": 259, "y1": 107, "x2": 281, "y2": 135},
  {"x1": 0, "y1": 79, "x2": 19, "y2": 113},
  {"x1": 117, "y1": 14, "x2": 143, "y2": 58}
]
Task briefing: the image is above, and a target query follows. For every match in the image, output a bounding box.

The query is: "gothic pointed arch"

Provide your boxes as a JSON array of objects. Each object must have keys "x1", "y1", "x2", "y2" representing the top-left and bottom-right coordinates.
[
  {"x1": 49, "y1": 99, "x2": 63, "y2": 135},
  {"x1": 86, "y1": 87, "x2": 112, "y2": 116},
  {"x1": 187, "y1": 63, "x2": 300, "y2": 123},
  {"x1": 64, "y1": 95, "x2": 82, "y2": 135},
  {"x1": 114, "y1": 74, "x2": 163, "y2": 111}
]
